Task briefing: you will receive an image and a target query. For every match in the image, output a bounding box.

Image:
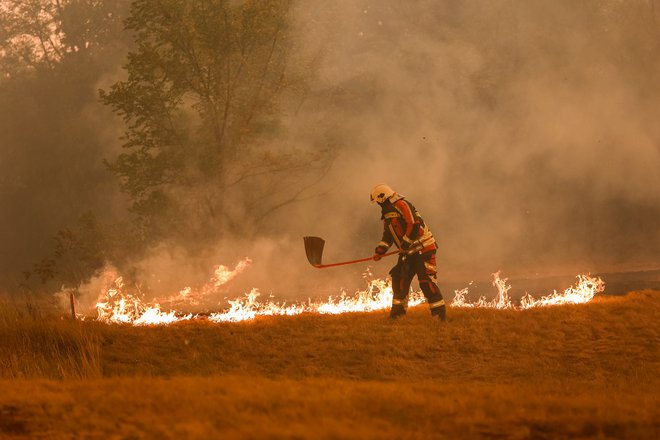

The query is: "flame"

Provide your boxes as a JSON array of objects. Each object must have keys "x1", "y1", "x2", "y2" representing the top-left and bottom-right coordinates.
[
  {"x1": 93, "y1": 261, "x2": 605, "y2": 325},
  {"x1": 159, "y1": 258, "x2": 253, "y2": 307},
  {"x1": 207, "y1": 279, "x2": 427, "y2": 323},
  {"x1": 519, "y1": 274, "x2": 605, "y2": 308},
  {"x1": 94, "y1": 259, "x2": 251, "y2": 325},
  {"x1": 450, "y1": 272, "x2": 605, "y2": 309},
  {"x1": 95, "y1": 276, "x2": 193, "y2": 325}
]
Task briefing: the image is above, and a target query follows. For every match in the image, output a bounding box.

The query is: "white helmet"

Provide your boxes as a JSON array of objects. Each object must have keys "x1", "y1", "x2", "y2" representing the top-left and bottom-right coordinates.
[{"x1": 370, "y1": 183, "x2": 396, "y2": 204}]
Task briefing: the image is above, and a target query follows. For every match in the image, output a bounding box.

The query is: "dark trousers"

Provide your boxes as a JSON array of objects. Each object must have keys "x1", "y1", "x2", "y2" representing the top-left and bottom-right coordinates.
[{"x1": 389, "y1": 250, "x2": 445, "y2": 318}]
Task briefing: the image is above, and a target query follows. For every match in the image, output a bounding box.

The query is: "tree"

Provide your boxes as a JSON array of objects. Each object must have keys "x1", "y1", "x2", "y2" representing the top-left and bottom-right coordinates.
[
  {"x1": 32, "y1": 212, "x2": 107, "y2": 288},
  {"x1": 0, "y1": 0, "x2": 64, "y2": 75},
  {"x1": 0, "y1": 0, "x2": 129, "y2": 78},
  {"x1": 0, "y1": 0, "x2": 133, "y2": 291},
  {"x1": 100, "y1": 0, "x2": 327, "y2": 249}
]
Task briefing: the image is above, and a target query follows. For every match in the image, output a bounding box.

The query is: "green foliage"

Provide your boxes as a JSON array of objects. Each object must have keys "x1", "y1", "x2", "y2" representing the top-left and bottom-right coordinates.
[
  {"x1": 100, "y1": 0, "x2": 322, "y2": 245},
  {"x1": 32, "y1": 212, "x2": 107, "y2": 289},
  {"x1": 0, "y1": 0, "x2": 131, "y2": 78}
]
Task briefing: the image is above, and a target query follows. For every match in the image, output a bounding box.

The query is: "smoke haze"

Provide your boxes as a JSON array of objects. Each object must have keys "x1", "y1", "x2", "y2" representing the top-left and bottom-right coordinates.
[
  {"x1": 284, "y1": 0, "x2": 660, "y2": 279},
  {"x1": 1, "y1": 0, "x2": 659, "y2": 303}
]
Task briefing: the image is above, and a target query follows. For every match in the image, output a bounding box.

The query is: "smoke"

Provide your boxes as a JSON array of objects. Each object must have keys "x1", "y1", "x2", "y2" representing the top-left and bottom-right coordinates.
[
  {"x1": 71, "y1": 0, "x2": 660, "y2": 306},
  {"x1": 0, "y1": 0, "x2": 131, "y2": 290},
  {"x1": 277, "y1": 0, "x2": 660, "y2": 282},
  {"x1": 0, "y1": 76, "x2": 126, "y2": 283},
  {"x1": 3, "y1": 1, "x2": 660, "y2": 305}
]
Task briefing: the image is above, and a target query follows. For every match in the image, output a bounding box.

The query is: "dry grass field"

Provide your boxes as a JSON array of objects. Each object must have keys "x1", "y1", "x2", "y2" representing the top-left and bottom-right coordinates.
[{"x1": 1, "y1": 290, "x2": 658, "y2": 439}]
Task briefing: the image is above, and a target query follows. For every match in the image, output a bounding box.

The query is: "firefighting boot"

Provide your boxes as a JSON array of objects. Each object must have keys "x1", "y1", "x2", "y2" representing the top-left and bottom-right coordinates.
[
  {"x1": 389, "y1": 304, "x2": 406, "y2": 319},
  {"x1": 431, "y1": 304, "x2": 446, "y2": 322}
]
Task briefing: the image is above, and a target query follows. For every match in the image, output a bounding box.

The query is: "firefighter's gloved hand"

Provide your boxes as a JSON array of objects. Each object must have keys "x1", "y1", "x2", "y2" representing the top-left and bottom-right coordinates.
[
  {"x1": 373, "y1": 245, "x2": 388, "y2": 261},
  {"x1": 402, "y1": 238, "x2": 422, "y2": 254},
  {"x1": 401, "y1": 236, "x2": 414, "y2": 251}
]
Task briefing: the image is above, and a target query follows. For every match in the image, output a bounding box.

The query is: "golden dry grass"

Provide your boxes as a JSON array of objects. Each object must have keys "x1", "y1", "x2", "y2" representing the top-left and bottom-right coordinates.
[
  {"x1": 0, "y1": 291, "x2": 658, "y2": 439},
  {"x1": 0, "y1": 300, "x2": 101, "y2": 380}
]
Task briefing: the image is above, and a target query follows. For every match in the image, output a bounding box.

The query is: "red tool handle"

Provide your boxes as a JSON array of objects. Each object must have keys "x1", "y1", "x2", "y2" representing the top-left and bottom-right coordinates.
[{"x1": 312, "y1": 250, "x2": 399, "y2": 268}]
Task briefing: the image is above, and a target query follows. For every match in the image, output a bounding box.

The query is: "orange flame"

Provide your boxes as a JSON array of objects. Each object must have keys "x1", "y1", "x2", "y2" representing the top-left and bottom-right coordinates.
[
  {"x1": 95, "y1": 276, "x2": 193, "y2": 325},
  {"x1": 451, "y1": 272, "x2": 605, "y2": 309},
  {"x1": 92, "y1": 260, "x2": 605, "y2": 325},
  {"x1": 207, "y1": 279, "x2": 427, "y2": 323},
  {"x1": 94, "y1": 259, "x2": 251, "y2": 324}
]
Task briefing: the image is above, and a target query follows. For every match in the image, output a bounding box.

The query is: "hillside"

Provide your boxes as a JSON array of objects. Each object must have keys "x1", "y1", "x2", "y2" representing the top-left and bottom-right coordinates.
[{"x1": 1, "y1": 290, "x2": 658, "y2": 438}]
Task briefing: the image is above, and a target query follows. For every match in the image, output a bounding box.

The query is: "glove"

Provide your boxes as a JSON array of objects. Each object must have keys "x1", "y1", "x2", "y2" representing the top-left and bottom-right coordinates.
[
  {"x1": 400, "y1": 236, "x2": 414, "y2": 251},
  {"x1": 373, "y1": 245, "x2": 388, "y2": 261},
  {"x1": 401, "y1": 237, "x2": 422, "y2": 254}
]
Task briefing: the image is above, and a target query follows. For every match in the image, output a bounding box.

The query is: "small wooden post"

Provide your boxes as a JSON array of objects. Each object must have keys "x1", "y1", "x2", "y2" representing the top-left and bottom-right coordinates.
[{"x1": 69, "y1": 290, "x2": 77, "y2": 320}]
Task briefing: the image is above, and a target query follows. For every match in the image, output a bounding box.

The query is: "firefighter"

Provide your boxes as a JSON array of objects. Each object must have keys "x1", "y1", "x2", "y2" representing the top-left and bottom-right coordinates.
[{"x1": 371, "y1": 184, "x2": 446, "y2": 320}]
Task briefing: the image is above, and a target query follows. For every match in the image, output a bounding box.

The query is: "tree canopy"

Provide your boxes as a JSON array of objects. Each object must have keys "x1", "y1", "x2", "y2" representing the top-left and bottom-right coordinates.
[{"x1": 100, "y1": 0, "x2": 326, "y2": 249}]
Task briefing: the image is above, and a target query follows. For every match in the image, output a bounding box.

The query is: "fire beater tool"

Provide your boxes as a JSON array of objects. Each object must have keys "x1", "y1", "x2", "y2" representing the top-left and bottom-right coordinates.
[{"x1": 303, "y1": 236, "x2": 399, "y2": 268}]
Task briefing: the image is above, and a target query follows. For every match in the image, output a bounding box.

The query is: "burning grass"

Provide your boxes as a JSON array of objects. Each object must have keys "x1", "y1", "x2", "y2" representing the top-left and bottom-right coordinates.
[
  {"x1": 0, "y1": 290, "x2": 658, "y2": 438},
  {"x1": 92, "y1": 271, "x2": 605, "y2": 325}
]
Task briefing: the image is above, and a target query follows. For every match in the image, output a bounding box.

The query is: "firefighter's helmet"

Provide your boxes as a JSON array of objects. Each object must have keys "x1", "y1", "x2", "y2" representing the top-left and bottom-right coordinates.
[{"x1": 370, "y1": 183, "x2": 396, "y2": 204}]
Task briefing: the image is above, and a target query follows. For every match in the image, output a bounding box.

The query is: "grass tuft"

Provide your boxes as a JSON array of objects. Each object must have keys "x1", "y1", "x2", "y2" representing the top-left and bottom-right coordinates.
[{"x1": 0, "y1": 299, "x2": 102, "y2": 379}]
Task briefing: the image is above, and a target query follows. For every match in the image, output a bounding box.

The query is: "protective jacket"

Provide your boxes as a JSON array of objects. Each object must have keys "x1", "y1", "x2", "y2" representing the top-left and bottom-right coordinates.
[{"x1": 376, "y1": 197, "x2": 436, "y2": 254}]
